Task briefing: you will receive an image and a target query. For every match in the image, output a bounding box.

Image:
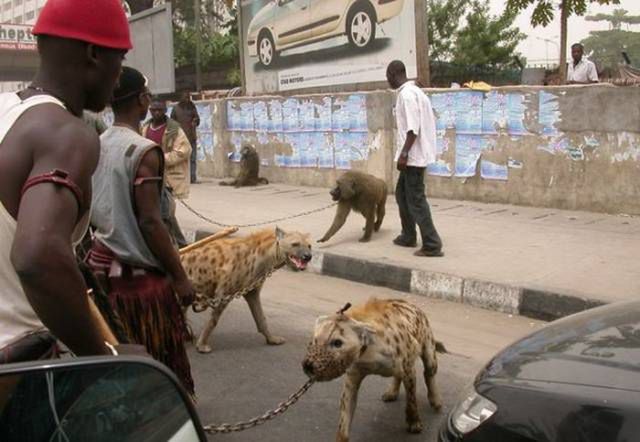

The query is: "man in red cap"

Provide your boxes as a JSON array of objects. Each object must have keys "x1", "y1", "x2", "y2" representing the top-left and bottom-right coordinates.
[{"x1": 0, "y1": 0, "x2": 133, "y2": 362}]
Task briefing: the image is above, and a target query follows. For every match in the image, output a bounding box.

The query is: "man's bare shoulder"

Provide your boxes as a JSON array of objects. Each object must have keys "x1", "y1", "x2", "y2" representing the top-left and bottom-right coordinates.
[{"x1": 21, "y1": 104, "x2": 100, "y2": 160}]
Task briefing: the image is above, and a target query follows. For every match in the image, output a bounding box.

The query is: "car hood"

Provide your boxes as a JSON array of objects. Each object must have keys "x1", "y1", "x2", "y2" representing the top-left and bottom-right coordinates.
[
  {"x1": 248, "y1": 2, "x2": 276, "y2": 36},
  {"x1": 479, "y1": 301, "x2": 640, "y2": 392}
]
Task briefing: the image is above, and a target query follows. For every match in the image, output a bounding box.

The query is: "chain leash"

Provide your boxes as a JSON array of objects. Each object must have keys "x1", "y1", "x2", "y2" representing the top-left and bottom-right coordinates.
[
  {"x1": 203, "y1": 379, "x2": 315, "y2": 434},
  {"x1": 177, "y1": 198, "x2": 337, "y2": 229}
]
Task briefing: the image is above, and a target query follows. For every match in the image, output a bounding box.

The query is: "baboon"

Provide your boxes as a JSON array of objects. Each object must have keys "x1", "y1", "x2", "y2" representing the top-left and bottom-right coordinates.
[
  {"x1": 318, "y1": 171, "x2": 387, "y2": 243},
  {"x1": 220, "y1": 144, "x2": 269, "y2": 187}
]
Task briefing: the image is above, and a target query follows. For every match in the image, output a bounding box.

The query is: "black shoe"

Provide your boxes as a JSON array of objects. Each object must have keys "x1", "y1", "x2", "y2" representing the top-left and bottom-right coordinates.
[
  {"x1": 393, "y1": 236, "x2": 417, "y2": 247},
  {"x1": 414, "y1": 249, "x2": 444, "y2": 257}
]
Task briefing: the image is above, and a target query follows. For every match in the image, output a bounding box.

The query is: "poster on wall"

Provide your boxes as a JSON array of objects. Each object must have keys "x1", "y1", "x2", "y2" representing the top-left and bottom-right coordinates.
[{"x1": 240, "y1": 0, "x2": 418, "y2": 94}]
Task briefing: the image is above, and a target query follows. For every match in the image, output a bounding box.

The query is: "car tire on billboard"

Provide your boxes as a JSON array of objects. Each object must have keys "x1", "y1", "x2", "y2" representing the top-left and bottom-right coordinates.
[
  {"x1": 258, "y1": 31, "x2": 278, "y2": 68},
  {"x1": 347, "y1": 4, "x2": 376, "y2": 49}
]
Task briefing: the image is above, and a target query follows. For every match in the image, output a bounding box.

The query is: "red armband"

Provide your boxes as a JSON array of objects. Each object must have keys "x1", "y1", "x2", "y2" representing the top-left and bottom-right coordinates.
[{"x1": 21, "y1": 169, "x2": 85, "y2": 212}]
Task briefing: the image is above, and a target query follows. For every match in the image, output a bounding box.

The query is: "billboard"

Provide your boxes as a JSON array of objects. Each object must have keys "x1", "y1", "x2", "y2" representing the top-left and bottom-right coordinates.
[
  {"x1": 240, "y1": 0, "x2": 417, "y2": 94},
  {"x1": 0, "y1": 24, "x2": 36, "y2": 51}
]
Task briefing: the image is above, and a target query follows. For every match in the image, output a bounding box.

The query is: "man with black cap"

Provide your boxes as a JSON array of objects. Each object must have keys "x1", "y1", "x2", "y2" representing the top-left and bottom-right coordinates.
[
  {"x1": 87, "y1": 67, "x2": 197, "y2": 395},
  {"x1": 0, "y1": 0, "x2": 133, "y2": 362}
]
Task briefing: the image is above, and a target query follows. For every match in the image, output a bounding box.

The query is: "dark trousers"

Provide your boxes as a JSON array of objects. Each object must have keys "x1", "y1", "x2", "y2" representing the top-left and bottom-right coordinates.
[
  {"x1": 189, "y1": 138, "x2": 197, "y2": 183},
  {"x1": 395, "y1": 166, "x2": 442, "y2": 252}
]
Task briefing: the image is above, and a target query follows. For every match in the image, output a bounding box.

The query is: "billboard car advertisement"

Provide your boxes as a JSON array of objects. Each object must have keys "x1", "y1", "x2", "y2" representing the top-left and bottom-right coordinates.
[{"x1": 240, "y1": 0, "x2": 417, "y2": 94}]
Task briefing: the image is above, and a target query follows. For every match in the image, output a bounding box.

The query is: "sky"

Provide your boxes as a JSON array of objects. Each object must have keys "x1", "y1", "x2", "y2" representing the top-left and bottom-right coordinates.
[{"x1": 487, "y1": 0, "x2": 640, "y2": 66}]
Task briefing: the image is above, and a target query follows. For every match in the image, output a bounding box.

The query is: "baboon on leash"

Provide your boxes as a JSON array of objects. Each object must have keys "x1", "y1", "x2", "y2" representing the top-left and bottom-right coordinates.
[
  {"x1": 220, "y1": 144, "x2": 269, "y2": 187},
  {"x1": 318, "y1": 171, "x2": 387, "y2": 243}
]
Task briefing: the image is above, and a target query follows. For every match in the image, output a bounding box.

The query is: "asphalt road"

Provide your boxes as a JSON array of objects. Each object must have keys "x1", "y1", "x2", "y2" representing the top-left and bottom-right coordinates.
[{"x1": 186, "y1": 270, "x2": 543, "y2": 442}]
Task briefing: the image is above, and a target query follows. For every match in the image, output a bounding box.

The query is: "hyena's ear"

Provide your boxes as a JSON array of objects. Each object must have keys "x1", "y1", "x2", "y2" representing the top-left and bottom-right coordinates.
[
  {"x1": 351, "y1": 319, "x2": 376, "y2": 347},
  {"x1": 314, "y1": 315, "x2": 333, "y2": 330},
  {"x1": 275, "y1": 226, "x2": 285, "y2": 241}
]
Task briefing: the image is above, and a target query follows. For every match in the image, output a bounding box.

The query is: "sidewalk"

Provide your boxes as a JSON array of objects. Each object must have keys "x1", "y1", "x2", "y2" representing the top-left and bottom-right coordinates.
[{"x1": 176, "y1": 179, "x2": 640, "y2": 321}]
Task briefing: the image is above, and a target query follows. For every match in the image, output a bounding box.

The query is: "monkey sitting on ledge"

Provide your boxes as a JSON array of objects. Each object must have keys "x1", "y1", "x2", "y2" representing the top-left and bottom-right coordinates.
[
  {"x1": 220, "y1": 145, "x2": 269, "y2": 187},
  {"x1": 318, "y1": 171, "x2": 387, "y2": 243}
]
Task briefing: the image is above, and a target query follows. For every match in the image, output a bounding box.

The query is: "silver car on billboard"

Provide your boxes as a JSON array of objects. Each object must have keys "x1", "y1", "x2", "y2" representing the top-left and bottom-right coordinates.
[{"x1": 247, "y1": 0, "x2": 405, "y2": 67}]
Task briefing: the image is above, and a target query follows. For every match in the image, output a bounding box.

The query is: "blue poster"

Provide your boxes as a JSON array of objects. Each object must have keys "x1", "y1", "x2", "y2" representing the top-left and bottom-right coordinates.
[
  {"x1": 226, "y1": 101, "x2": 241, "y2": 131},
  {"x1": 429, "y1": 92, "x2": 456, "y2": 130},
  {"x1": 253, "y1": 101, "x2": 269, "y2": 132},
  {"x1": 427, "y1": 160, "x2": 453, "y2": 177},
  {"x1": 268, "y1": 100, "x2": 283, "y2": 132},
  {"x1": 480, "y1": 160, "x2": 508, "y2": 180},
  {"x1": 538, "y1": 91, "x2": 560, "y2": 136},
  {"x1": 239, "y1": 101, "x2": 254, "y2": 131},
  {"x1": 298, "y1": 100, "x2": 316, "y2": 132},
  {"x1": 454, "y1": 134, "x2": 490, "y2": 177},
  {"x1": 316, "y1": 97, "x2": 332, "y2": 131},
  {"x1": 481, "y1": 92, "x2": 507, "y2": 134},
  {"x1": 454, "y1": 91, "x2": 483, "y2": 134},
  {"x1": 282, "y1": 98, "x2": 299, "y2": 132},
  {"x1": 318, "y1": 133, "x2": 334, "y2": 169},
  {"x1": 506, "y1": 93, "x2": 528, "y2": 135}
]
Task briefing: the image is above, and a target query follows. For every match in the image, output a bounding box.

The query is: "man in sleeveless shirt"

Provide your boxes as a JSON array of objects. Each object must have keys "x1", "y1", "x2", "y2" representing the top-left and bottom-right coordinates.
[
  {"x1": 0, "y1": 0, "x2": 135, "y2": 361},
  {"x1": 87, "y1": 67, "x2": 197, "y2": 395}
]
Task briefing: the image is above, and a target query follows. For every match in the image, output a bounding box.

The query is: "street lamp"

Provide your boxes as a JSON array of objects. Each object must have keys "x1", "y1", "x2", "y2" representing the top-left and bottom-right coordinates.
[{"x1": 534, "y1": 35, "x2": 559, "y2": 68}]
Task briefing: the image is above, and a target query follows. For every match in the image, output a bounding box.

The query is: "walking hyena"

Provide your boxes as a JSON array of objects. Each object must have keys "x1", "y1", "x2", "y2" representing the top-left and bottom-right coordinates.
[
  {"x1": 182, "y1": 227, "x2": 312, "y2": 353},
  {"x1": 302, "y1": 298, "x2": 445, "y2": 442}
]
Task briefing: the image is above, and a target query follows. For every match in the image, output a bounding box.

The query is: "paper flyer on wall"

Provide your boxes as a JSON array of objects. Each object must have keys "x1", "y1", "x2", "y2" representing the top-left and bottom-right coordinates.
[
  {"x1": 480, "y1": 160, "x2": 508, "y2": 180},
  {"x1": 454, "y1": 135, "x2": 490, "y2": 177}
]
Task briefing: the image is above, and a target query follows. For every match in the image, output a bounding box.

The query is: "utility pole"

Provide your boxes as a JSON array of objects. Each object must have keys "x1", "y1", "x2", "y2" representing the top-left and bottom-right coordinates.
[
  {"x1": 194, "y1": 0, "x2": 202, "y2": 91},
  {"x1": 414, "y1": 0, "x2": 430, "y2": 86}
]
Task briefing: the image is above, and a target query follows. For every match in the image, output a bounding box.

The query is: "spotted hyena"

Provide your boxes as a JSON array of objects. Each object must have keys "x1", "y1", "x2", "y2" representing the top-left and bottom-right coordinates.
[
  {"x1": 302, "y1": 299, "x2": 444, "y2": 442},
  {"x1": 182, "y1": 227, "x2": 312, "y2": 353}
]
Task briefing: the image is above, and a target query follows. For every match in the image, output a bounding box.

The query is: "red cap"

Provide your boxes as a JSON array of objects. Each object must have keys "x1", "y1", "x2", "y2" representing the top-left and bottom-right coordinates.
[{"x1": 33, "y1": 0, "x2": 132, "y2": 50}]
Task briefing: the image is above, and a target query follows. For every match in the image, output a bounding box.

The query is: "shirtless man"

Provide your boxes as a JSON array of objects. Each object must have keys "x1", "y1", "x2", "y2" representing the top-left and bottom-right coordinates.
[{"x1": 0, "y1": 0, "x2": 132, "y2": 360}]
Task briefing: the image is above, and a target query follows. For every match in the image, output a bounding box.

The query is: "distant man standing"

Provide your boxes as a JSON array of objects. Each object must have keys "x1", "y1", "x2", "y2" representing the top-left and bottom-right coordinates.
[
  {"x1": 142, "y1": 99, "x2": 191, "y2": 247},
  {"x1": 567, "y1": 43, "x2": 599, "y2": 84},
  {"x1": 386, "y1": 60, "x2": 443, "y2": 257},
  {"x1": 171, "y1": 92, "x2": 200, "y2": 184},
  {"x1": 87, "y1": 67, "x2": 196, "y2": 394},
  {"x1": 142, "y1": 99, "x2": 192, "y2": 198}
]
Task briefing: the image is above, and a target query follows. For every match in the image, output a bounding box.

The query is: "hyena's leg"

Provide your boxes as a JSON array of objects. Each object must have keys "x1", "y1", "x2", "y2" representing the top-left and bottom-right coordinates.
[
  {"x1": 421, "y1": 335, "x2": 443, "y2": 411},
  {"x1": 244, "y1": 286, "x2": 285, "y2": 345},
  {"x1": 381, "y1": 376, "x2": 402, "y2": 402},
  {"x1": 337, "y1": 370, "x2": 364, "y2": 442},
  {"x1": 195, "y1": 295, "x2": 230, "y2": 354},
  {"x1": 403, "y1": 360, "x2": 423, "y2": 434}
]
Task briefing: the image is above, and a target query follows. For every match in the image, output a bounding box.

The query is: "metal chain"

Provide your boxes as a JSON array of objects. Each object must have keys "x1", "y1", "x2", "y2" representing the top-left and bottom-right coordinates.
[
  {"x1": 191, "y1": 263, "x2": 279, "y2": 313},
  {"x1": 177, "y1": 198, "x2": 337, "y2": 228},
  {"x1": 203, "y1": 379, "x2": 315, "y2": 434}
]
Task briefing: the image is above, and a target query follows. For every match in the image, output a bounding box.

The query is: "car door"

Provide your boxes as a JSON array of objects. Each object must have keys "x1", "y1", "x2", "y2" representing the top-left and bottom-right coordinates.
[
  {"x1": 306, "y1": 0, "x2": 347, "y2": 39},
  {"x1": 272, "y1": 0, "x2": 312, "y2": 47}
]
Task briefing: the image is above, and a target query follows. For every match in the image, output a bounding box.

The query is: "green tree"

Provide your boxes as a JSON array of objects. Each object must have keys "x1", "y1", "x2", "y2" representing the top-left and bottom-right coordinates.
[
  {"x1": 586, "y1": 8, "x2": 640, "y2": 30},
  {"x1": 427, "y1": 0, "x2": 471, "y2": 62},
  {"x1": 506, "y1": 0, "x2": 621, "y2": 82},
  {"x1": 581, "y1": 9, "x2": 640, "y2": 71},
  {"x1": 453, "y1": 0, "x2": 525, "y2": 67}
]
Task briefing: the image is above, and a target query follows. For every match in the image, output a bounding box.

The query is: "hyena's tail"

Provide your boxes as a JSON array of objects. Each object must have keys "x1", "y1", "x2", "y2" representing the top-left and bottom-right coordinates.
[{"x1": 435, "y1": 340, "x2": 447, "y2": 354}]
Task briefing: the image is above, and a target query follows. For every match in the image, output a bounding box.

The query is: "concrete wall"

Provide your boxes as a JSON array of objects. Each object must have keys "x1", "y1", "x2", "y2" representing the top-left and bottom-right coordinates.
[{"x1": 195, "y1": 84, "x2": 640, "y2": 215}]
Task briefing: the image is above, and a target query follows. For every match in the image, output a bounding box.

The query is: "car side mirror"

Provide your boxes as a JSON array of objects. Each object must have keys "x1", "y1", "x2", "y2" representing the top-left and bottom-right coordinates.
[{"x1": 0, "y1": 356, "x2": 206, "y2": 441}]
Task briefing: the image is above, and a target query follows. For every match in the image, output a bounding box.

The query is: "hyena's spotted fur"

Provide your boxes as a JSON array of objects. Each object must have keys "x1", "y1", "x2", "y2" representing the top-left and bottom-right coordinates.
[
  {"x1": 303, "y1": 298, "x2": 444, "y2": 442},
  {"x1": 182, "y1": 227, "x2": 312, "y2": 353}
]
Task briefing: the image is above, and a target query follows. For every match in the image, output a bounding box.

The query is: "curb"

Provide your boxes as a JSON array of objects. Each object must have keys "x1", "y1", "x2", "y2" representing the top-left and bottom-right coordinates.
[{"x1": 192, "y1": 229, "x2": 606, "y2": 322}]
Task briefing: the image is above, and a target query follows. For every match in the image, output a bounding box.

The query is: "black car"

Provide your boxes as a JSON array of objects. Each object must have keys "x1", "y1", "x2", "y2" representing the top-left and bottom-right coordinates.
[{"x1": 440, "y1": 300, "x2": 640, "y2": 442}]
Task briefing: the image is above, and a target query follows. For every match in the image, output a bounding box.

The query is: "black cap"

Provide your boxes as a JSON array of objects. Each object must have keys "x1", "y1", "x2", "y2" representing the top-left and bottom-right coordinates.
[{"x1": 111, "y1": 66, "x2": 148, "y2": 104}]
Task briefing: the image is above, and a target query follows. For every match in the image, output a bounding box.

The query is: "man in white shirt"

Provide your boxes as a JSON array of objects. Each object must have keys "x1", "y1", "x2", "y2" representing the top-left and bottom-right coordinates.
[
  {"x1": 567, "y1": 43, "x2": 599, "y2": 84},
  {"x1": 386, "y1": 60, "x2": 443, "y2": 257}
]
